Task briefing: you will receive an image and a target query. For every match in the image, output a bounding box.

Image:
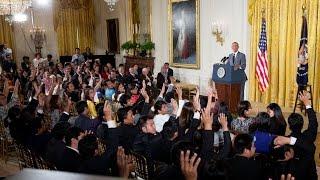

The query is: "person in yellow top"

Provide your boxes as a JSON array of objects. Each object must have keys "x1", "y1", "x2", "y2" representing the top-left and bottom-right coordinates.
[{"x1": 85, "y1": 73, "x2": 102, "y2": 119}]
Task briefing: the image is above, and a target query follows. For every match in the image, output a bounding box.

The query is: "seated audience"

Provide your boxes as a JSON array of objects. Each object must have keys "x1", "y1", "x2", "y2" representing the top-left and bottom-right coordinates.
[{"x1": 2, "y1": 45, "x2": 317, "y2": 180}]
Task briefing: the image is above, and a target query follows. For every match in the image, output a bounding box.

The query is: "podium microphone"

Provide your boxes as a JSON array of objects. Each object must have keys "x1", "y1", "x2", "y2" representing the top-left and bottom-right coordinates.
[{"x1": 221, "y1": 56, "x2": 228, "y2": 63}]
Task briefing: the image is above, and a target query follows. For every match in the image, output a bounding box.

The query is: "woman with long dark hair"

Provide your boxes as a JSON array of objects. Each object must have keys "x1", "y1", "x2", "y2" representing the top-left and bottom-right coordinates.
[{"x1": 267, "y1": 103, "x2": 287, "y2": 136}]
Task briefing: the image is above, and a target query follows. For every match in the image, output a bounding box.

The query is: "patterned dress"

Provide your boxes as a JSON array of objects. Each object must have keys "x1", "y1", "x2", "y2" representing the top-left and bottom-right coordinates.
[{"x1": 231, "y1": 117, "x2": 254, "y2": 134}]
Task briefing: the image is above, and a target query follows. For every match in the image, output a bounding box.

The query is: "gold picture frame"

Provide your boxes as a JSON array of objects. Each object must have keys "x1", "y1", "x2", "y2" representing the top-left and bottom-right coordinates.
[{"x1": 168, "y1": 0, "x2": 200, "y2": 69}]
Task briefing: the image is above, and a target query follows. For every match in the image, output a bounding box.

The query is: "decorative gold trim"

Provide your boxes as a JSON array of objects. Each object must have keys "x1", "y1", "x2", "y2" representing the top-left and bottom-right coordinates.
[{"x1": 168, "y1": 0, "x2": 200, "y2": 69}]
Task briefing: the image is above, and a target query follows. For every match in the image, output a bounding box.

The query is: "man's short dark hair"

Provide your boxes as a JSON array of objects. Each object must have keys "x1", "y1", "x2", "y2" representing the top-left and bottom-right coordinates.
[
  {"x1": 78, "y1": 134, "x2": 98, "y2": 160},
  {"x1": 234, "y1": 134, "x2": 254, "y2": 154},
  {"x1": 154, "y1": 100, "x2": 167, "y2": 114},
  {"x1": 288, "y1": 113, "x2": 304, "y2": 132},
  {"x1": 161, "y1": 120, "x2": 178, "y2": 140},
  {"x1": 47, "y1": 54, "x2": 52, "y2": 58},
  {"x1": 137, "y1": 115, "x2": 154, "y2": 130},
  {"x1": 117, "y1": 107, "x2": 132, "y2": 123},
  {"x1": 76, "y1": 101, "x2": 88, "y2": 114},
  {"x1": 119, "y1": 94, "x2": 131, "y2": 107},
  {"x1": 237, "y1": 101, "x2": 251, "y2": 117},
  {"x1": 164, "y1": 62, "x2": 169, "y2": 65},
  {"x1": 51, "y1": 122, "x2": 71, "y2": 140},
  {"x1": 65, "y1": 126, "x2": 83, "y2": 146},
  {"x1": 75, "y1": 48, "x2": 80, "y2": 51}
]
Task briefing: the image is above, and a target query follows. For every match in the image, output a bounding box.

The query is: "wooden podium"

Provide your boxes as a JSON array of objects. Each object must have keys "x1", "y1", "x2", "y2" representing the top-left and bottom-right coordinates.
[{"x1": 212, "y1": 63, "x2": 247, "y2": 113}]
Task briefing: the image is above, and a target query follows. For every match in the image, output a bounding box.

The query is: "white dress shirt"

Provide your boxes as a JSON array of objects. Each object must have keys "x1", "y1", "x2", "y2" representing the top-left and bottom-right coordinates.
[{"x1": 154, "y1": 114, "x2": 170, "y2": 132}]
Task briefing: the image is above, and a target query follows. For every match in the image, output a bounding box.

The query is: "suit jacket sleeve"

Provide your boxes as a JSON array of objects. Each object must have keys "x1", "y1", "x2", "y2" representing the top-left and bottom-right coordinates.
[
  {"x1": 219, "y1": 131, "x2": 232, "y2": 159},
  {"x1": 240, "y1": 53, "x2": 246, "y2": 70},
  {"x1": 168, "y1": 69, "x2": 174, "y2": 77},
  {"x1": 200, "y1": 130, "x2": 214, "y2": 159},
  {"x1": 303, "y1": 108, "x2": 318, "y2": 142}
]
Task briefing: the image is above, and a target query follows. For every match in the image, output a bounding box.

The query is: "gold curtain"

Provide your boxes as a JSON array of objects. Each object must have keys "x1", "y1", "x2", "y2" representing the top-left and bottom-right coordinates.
[
  {"x1": 0, "y1": 16, "x2": 15, "y2": 55},
  {"x1": 53, "y1": 0, "x2": 95, "y2": 56},
  {"x1": 248, "y1": 0, "x2": 320, "y2": 112}
]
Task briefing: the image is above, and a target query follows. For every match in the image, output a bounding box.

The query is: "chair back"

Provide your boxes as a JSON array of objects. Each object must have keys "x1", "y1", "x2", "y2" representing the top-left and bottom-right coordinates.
[
  {"x1": 131, "y1": 151, "x2": 152, "y2": 180},
  {"x1": 97, "y1": 138, "x2": 106, "y2": 155},
  {"x1": 34, "y1": 155, "x2": 57, "y2": 170}
]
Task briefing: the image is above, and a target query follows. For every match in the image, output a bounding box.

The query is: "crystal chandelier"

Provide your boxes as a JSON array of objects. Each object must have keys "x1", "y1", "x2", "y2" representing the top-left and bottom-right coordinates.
[
  {"x1": 0, "y1": 0, "x2": 31, "y2": 15},
  {"x1": 0, "y1": 0, "x2": 31, "y2": 25},
  {"x1": 104, "y1": 0, "x2": 118, "y2": 11}
]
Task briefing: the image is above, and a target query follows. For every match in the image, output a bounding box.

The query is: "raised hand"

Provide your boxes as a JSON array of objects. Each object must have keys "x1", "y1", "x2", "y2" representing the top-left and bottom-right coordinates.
[
  {"x1": 180, "y1": 150, "x2": 201, "y2": 180},
  {"x1": 159, "y1": 83, "x2": 166, "y2": 97},
  {"x1": 33, "y1": 82, "x2": 41, "y2": 98},
  {"x1": 281, "y1": 174, "x2": 295, "y2": 180},
  {"x1": 176, "y1": 86, "x2": 183, "y2": 100},
  {"x1": 219, "y1": 113, "x2": 228, "y2": 131},
  {"x1": 103, "y1": 101, "x2": 113, "y2": 121},
  {"x1": 117, "y1": 147, "x2": 134, "y2": 178},
  {"x1": 193, "y1": 95, "x2": 201, "y2": 112},
  {"x1": 140, "y1": 88, "x2": 149, "y2": 103},
  {"x1": 142, "y1": 80, "x2": 147, "y2": 90},
  {"x1": 299, "y1": 91, "x2": 311, "y2": 106},
  {"x1": 201, "y1": 108, "x2": 213, "y2": 130},
  {"x1": 171, "y1": 98, "x2": 178, "y2": 115}
]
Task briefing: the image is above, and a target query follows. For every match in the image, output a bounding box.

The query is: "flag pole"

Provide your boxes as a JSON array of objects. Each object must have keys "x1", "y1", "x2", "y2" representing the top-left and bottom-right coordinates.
[
  {"x1": 302, "y1": 4, "x2": 306, "y2": 16},
  {"x1": 261, "y1": 8, "x2": 266, "y2": 19}
]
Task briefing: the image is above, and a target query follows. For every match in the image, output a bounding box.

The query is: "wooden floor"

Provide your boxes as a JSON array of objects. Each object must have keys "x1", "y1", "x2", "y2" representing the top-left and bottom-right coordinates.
[{"x1": 1, "y1": 101, "x2": 320, "y2": 178}]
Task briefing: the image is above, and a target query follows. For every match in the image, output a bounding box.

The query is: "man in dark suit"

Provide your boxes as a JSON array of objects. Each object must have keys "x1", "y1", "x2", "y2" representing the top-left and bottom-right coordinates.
[
  {"x1": 117, "y1": 107, "x2": 139, "y2": 151},
  {"x1": 273, "y1": 92, "x2": 318, "y2": 180},
  {"x1": 125, "y1": 67, "x2": 140, "y2": 86},
  {"x1": 228, "y1": 133, "x2": 264, "y2": 180},
  {"x1": 46, "y1": 122, "x2": 71, "y2": 167},
  {"x1": 228, "y1": 42, "x2": 247, "y2": 101},
  {"x1": 57, "y1": 127, "x2": 84, "y2": 172},
  {"x1": 74, "y1": 101, "x2": 99, "y2": 132},
  {"x1": 156, "y1": 63, "x2": 173, "y2": 89},
  {"x1": 116, "y1": 66, "x2": 126, "y2": 84},
  {"x1": 164, "y1": 62, "x2": 174, "y2": 77}
]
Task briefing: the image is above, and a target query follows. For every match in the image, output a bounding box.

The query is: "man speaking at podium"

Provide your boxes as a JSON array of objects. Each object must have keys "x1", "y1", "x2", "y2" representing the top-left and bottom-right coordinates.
[{"x1": 227, "y1": 42, "x2": 247, "y2": 101}]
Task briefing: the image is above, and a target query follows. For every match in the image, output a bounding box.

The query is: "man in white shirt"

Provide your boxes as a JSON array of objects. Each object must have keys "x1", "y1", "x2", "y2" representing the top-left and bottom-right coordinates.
[
  {"x1": 32, "y1": 53, "x2": 44, "y2": 68},
  {"x1": 3, "y1": 43, "x2": 12, "y2": 55},
  {"x1": 71, "y1": 48, "x2": 85, "y2": 65},
  {"x1": 153, "y1": 86, "x2": 185, "y2": 132}
]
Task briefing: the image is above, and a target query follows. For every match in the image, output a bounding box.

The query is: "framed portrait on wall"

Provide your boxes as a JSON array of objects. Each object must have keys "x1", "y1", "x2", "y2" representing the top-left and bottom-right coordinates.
[{"x1": 168, "y1": 0, "x2": 200, "y2": 69}]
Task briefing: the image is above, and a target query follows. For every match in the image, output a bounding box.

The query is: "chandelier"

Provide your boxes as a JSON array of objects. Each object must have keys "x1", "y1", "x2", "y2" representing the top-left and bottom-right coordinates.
[
  {"x1": 104, "y1": 0, "x2": 118, "y2": 11},
  {"x1": 0, "y1": 0, "x2": 31, "y2": 25}
]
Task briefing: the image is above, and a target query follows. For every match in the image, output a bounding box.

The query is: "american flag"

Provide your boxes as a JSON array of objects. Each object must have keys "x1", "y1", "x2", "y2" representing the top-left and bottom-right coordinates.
[{"x1": 256, "y1": 18, "x2": 269, "y2": 92}]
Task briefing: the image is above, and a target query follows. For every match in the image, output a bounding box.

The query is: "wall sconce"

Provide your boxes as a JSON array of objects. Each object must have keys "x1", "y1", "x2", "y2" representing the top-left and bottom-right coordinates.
[{"x1": 211, "y1": 21, "x2": 224, "y2": 46}]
